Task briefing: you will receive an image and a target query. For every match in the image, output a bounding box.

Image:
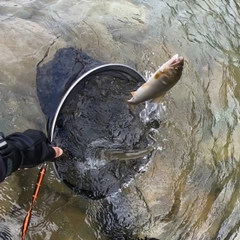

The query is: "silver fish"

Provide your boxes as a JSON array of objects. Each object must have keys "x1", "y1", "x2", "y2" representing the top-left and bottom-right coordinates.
[{"x1": 127, "y1": 54, "x2": 184, "y2": 107}]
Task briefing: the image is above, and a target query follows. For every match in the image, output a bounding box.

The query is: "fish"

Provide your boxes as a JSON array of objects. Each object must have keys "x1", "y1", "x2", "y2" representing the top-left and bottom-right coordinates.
[{"x1": 127, "y1": 54, "x2": 184, "y2": 109}]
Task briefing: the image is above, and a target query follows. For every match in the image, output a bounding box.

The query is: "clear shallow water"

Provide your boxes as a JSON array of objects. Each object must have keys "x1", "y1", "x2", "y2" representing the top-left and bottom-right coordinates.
[{"x1": 0, "y1": 0, "x2": 240, "y2": 239}]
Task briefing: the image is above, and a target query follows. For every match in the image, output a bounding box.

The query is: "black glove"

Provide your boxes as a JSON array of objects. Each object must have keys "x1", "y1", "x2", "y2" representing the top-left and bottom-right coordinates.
[{"x1": 0, "y1": 129, "x2": 56, "y2": 176}]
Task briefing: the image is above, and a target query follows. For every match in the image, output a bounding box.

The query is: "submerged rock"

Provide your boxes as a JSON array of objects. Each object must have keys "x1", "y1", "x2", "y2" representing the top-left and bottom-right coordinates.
[{"x1": 0, "y1": 17, "x2": 65, "y2": 133}]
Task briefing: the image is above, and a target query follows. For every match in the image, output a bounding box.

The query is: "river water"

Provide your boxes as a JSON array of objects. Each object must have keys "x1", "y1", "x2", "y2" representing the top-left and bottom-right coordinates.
[{"x1": 1, "y1": 0, "x2": 240, "y2": 239}]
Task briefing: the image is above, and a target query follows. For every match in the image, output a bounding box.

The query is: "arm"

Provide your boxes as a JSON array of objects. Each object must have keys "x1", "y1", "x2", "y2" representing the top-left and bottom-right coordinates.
[
  {"x1": 0, "y1": 129, "x2": 63, "y2": 183},
  {"x1": 0, "y1": 155, "x2": 6, "y2": 182}
]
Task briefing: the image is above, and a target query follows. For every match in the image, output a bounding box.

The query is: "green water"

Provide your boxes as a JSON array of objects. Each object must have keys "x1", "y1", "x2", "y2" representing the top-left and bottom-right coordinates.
[{"x1": 0, "y1": 0, "x2": 240, "y2": 239}]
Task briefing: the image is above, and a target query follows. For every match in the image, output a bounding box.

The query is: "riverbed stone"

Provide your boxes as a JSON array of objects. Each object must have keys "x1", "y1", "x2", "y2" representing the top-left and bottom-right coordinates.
[
  {"x1": 0, "y1": 17, "x2": 66, "y2": 133},
  {"x1": 33, "y1": 0, "x2": 147, "y2": 65}
]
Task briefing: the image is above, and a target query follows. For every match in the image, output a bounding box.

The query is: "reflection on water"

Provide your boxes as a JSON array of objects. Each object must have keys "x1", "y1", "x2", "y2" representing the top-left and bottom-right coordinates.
[{"x1": 0, "y1": 0, "x2": 240, "y2": 239}]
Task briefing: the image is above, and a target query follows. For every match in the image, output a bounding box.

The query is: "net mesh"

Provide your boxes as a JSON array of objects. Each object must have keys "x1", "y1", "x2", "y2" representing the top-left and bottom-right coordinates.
[
  {"x1": 53, "y1": 73, "x2": 155, "y2": 199},
  {"x1": 37, "y1": 48, "x2": 158, "y2": 200}
]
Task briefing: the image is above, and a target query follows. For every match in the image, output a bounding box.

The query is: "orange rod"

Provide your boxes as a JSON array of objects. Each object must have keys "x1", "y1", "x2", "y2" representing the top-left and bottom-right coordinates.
[{"x1": 21, "y1": 167, "x2": 46, "y2": 240}]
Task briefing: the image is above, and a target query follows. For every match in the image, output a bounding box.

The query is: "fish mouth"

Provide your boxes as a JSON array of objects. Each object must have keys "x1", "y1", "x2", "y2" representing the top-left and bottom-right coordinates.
[
  {"x1": 169, "y1": 54, "x2": 184, "y2": 67},
  {"x1": 160, "y1": 54, "x2": 184, "y2": 72}
]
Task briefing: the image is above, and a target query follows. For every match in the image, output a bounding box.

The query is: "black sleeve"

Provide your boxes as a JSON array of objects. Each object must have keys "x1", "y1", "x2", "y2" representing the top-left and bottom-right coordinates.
[
  {"x1": 0, "y1": 155, "x2": 6, "y2": 183},
  {"x1": 0, "y1": 130, "x2": 56, "y2": 179}
]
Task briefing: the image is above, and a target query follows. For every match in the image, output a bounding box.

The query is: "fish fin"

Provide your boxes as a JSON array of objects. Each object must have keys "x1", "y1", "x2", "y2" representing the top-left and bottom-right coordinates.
[
  {"x1": 146, "y1": 74, "x2": 154, "y2": 82},
  {"x1": 141, "y1": 83, "x2": 149, "y2": 88},
  {"x1": 154, "y1": 71, "x2": 161, "y2": 80},
  {"x1": 130, "y1": 91, "x2": 135, "y2": 97},
  {"x1": 151, "y1": 94, "x2": 165, "y2": 103},
  {"x1": 125, "y1": 99, "x2": 136, "y2": 113},
  {"x1": 128, "y1": 104, "x2": 135, "y2": 113}
]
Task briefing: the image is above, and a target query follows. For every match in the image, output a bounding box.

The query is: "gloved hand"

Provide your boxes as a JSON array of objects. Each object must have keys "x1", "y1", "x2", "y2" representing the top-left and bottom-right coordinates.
[{"x1": 0, "y1": 129, "x2": 63, "y2": 176}]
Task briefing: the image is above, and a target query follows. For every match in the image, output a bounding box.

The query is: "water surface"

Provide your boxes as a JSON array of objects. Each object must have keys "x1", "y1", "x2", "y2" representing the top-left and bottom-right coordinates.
[{"x1": 1, "y1": 0, "x2": 240, "y2": 239}]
